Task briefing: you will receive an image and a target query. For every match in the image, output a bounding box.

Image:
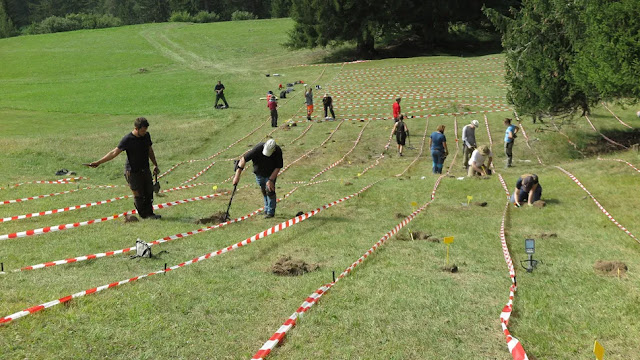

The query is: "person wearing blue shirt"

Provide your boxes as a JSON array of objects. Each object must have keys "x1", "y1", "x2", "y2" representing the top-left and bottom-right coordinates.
[
  {"x1": 504, "y1": 118, "x2": 518, "y2": 167},
  {"x1": 429, "y1": 124, "x2": 448, "y2": 174}
]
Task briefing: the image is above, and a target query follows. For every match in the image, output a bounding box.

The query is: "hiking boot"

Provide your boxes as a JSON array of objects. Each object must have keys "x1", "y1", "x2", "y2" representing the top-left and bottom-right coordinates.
[
  {"x1": 264, "y1": 214, "x2": 274, "y2": 219},
  {"x1": 399, "y1": 153, "x2": 403, "y2": 157},
  {"x1": 147, "y1": 214, "x2": 162, "y2": 220}
]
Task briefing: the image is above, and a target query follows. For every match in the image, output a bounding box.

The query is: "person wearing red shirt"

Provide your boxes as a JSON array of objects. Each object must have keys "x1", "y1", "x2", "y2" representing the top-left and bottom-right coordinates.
[
  {"x1": 392, "y1": 97, "x2": 401, "y2": 122},
  {"x1": 268, "y1": 96, "x2": 278, "y2": 127}
]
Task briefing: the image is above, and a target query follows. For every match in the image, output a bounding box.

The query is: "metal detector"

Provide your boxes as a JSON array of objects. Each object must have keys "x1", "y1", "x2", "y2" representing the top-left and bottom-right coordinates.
[{"x1": 223, "y1": 184, "x2": 238, "y2": 222}]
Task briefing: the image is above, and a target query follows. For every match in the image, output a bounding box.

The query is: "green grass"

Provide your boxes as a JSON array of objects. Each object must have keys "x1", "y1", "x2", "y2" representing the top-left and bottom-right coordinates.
[{"x1": 1, "y1": 18, "x2": 640, "y2": 360}]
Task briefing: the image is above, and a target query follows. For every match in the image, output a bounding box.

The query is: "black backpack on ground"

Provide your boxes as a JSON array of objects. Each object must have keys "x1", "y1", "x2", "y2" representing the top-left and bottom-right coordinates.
[{"x1": 280, "y1": 90, "x2": 287, "y2": 99}]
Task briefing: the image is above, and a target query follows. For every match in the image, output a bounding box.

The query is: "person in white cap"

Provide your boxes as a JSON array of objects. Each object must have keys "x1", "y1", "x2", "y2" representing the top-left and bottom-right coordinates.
[
  {"x1": 233, "y1": 139, "x2": 283, "y2": 218},
  {"x1": 462, "y1": 119, "x2": 479, "y2": 170}
]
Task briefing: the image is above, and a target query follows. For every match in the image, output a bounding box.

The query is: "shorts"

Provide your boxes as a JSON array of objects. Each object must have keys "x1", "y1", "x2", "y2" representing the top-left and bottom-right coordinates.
[
  {"x1": 307, "y1": 104, "x2": 314, "y2": 114},
  {"x1": 396, "y1": 133, "x2": 406, "y2": 145}
]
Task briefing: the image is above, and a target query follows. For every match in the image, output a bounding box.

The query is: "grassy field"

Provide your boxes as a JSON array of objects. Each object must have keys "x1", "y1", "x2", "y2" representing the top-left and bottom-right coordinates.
[{"x1": 1, "y1": 18, "x2": 640, "y2": 360}]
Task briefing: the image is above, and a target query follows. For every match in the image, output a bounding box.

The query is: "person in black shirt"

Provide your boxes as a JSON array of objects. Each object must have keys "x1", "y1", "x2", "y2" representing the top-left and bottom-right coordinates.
[
  {"x1": 232, "y1": 139, "x2": 283, "y2": 218},
  {"x1": 511, "y1": 174, "x2": 542, "y2": 207},
  {"x1": 322, "y1": 93, "x2": 336, "y2": 120},
  {"x1": 391, "y1": 115, "x2": 409, "y2": 156},
  {"x1": 214, "y1": 80, "x2": 229, "y2": 109},
  {"x1": 87, "y1": 117, "x2": 161, "y2": 219}
]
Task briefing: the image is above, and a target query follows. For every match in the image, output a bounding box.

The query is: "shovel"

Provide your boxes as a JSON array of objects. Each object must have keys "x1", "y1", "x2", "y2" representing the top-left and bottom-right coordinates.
[{"x1": 223, "y1": 184, "x2": 238, "y2": 222}]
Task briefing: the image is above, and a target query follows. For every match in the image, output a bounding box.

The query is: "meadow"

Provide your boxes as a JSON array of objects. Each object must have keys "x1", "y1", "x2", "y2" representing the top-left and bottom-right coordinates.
[{"x1": 1, "y1": 18, "x2": 640, "y2": 359}]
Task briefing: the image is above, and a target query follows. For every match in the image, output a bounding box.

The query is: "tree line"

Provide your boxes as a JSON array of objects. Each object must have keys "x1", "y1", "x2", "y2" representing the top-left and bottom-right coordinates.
[{"x1": 0, "y1": 0, "x2": 293, "y2": 37}]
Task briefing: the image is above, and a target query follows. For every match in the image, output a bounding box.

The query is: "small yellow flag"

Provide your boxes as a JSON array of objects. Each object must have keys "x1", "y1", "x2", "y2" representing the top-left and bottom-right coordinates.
[
  {"x1": 348, "y1": 161, "x2": 352, "y2": 165},
  {"x1": 594, "y1": 340, "x2": 604, "y2": 360},
  {"x1": 443, "y1": 236, "x2": 454, "y2": 244},
  {"x1": 213, "y1": 185, "x2": 218, "y2": 190},
  {"x1": 357, "y1": 173, "x2": 362, "y2": 177},
  {"x1": 467, "y1": 195, "x2": 473, "y2": 202},
  {"x1": 411, "y1": 201, "x2": 418, "y2": 207}
]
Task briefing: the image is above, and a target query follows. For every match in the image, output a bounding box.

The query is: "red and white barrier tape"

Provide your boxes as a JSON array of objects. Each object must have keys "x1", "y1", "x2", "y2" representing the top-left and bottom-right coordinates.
[
  {"x1": 359, "y1": 132, "x2": 393, "y2": 176},
  {"x1": 596, "y1": 158, "x2": 640, "y2": 173},
  {"x1": 279, "y1": 120, "x2": 345, "y2": 175},
  {"x1": 395, "y1": 118, "x2": 429, "y2": 177},
  {"x1": 4, "y1": 177, "x2": 87, "y2": 189},
  {"x1": 551, "y1": 121, "x2": 583, "y2": 153},
  {"x1": 555, "y1": 166, "x2": 639, "y2": 244},
  {"x1": 289, "y1": 123, "x2": 313, "y2": 144},
  {"x1": 12, "y1": 181, "x2": 332, "y2": 273},
  {"x1": 252, "y1": 146, "x2": 461, "y2": 360},
  {"x1": 0, "y1": 182, "x2": 377, "y2": 325},
  {"x1": 0, "y1": 185, "x2": 125, "y2": 206},
  {"x1": 181, "y1": 161, "x2": 215, "y2": 184},
  {"x1": 308, "y1": 120, "x2": 370, "y2": 181},
  {"x1": 514, "y1": 112, "x2": 544, "y2": 165},
  {"x1": 602, "y1": 102, "x2": 633, "y2": 129},
  {"x1": 0, "y1": 191, "x2": 228, "y2": 241},
  {"x1": 585, "y1": 115, "x2": 628, "y2": 149}
]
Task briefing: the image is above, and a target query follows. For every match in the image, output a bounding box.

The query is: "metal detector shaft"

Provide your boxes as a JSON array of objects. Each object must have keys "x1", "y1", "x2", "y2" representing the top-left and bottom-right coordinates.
[{"x1": 224, "y1": 184, "x2": 238, "y2": 221}]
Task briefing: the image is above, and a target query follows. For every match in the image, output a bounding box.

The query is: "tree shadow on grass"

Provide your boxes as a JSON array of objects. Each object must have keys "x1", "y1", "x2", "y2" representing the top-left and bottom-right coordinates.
[{"x1": 583, "y1": 128, "x2": 640, "y2": 156}]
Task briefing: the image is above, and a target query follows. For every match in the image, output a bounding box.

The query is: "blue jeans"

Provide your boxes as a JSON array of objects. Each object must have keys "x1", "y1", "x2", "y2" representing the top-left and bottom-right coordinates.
[
  {"x1": 431, "y1": 149, "x2": 445, "y2": 174},
  {"x1": 255, "y1": 175, "x2": 277, "y2": 215},
  {"x1": 510, "y1": 185, "x2": 542, "y2": 204}
]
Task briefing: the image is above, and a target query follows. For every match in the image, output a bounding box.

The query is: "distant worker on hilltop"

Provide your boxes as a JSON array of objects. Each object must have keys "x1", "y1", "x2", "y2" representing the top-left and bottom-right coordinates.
[
  {"x1": 214, "y1": 80, "x2": 229, "y2": 109},
  {"x1": 268, "y1": 95, "x2": 278, "y2": 127},
  {"x1": 305, "y1": 85, "x2": 314, "y2": 121},
  {"x1": 393, "y1": 97, "x2": 401, "y2": 122},
  {"x1": 323, "y1": 93, "x2": 336, "y2": 120}
]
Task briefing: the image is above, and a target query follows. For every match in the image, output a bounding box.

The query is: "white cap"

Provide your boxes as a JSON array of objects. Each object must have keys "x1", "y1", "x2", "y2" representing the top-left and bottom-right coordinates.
[
  {"x1": 471, "y1": 120, "x2": 479, "y2": 127},
  {"x1": 304, "y1": 84, "x2": 308, "y2": 87},
  {"x1": 262, "y1": 139, "x2": 276, "y2": 157}
]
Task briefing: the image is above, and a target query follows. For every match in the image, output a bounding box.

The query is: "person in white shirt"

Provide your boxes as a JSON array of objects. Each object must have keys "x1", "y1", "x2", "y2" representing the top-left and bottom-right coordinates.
[
  {"x1": 462, "y1": 119, "x2": 479, "y2": 170},
  {"x1": 467, "y1": 144, "x2": 493, "y2": 177}
]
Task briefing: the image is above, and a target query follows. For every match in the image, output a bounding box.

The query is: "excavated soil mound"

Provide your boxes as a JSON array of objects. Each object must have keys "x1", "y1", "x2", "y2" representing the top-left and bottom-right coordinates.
[
  {"x1": 395, "y1": 213, "x2": 407, "y2": 219},
  {"x1": 540, "y1": 232, "x2": 558, "y2": 238},
  {"x1": 584, "y1": 128, "x2": 640, "y2": 155},
  {"x1": 594, "y1": 261, "x2": 628, "y2": 276},
  {"x1": 272, "y1": 256, "x2": 319, "y2": 276},
  {"x1": 474, "y1": 201, "x2": 488, "y2": 207},
  {"x1": 410, "y1": 231, "x2": 431, "y2": 240},
  {"x1": 124, "y1": 214, "x2": 139, "y2": 223},
  {"x1": 533, "y1": 200, "x2": 546, "y2": 208},
  {"x1": 196, "y1": 211, "x2": 228, "y2": 224},
  {"x1": 442, "y1": 265, "x2": 459, "y2": 273}
]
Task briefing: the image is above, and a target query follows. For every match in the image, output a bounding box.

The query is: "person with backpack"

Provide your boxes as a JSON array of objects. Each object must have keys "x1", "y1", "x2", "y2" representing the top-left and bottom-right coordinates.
[
  {"x1": 467, "y1": 145, "x2": 493, "y2": 177},
  {"x1": 214, "y1": 80, "x2": 229, "y2": 109},
  {"x1": 392, "y1": 97, "x2": 402, "y2": 122},
  {"x1": 322, "y1": 93, "x2": 336, "y2": 120},
  {"x1": 268, "y1": 95, "x2": 278, "y2": 127},
  {"x1": 87, "y1": 117, "x2": 161, "y2": 219},
  {"x1": 304, "y1": 85, "x2": 314, "y2": 121},
  {"x1": 429, "y1": 124, "x2": 448, "y2": 174},
  {"x1": 391, "y1": 114, "x2": 409, "y2": 156},
  {"x1": 232, "y1": 139, "x2": 283, "y2": 218},
  {"x1": 511, "y1": 174, "x2": 542, "y2": 206},
  {"x1": 462, "y1": 119, "x2": 479, "y2": 170},
  {"x1": 504, "y1": 118, "x2": 518, "y2": 167}
]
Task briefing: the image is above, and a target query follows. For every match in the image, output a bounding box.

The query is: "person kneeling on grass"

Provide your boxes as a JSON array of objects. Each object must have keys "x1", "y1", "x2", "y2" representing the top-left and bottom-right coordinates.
[
  {"x1": 467, "y1": 145, "x2": 493, "y2": 177},
  {"x1": 232, "y1": 139, "x2": 283, "y2": 218},
  {"x1": 511, "y1": 174, "x2": 542, "y2": 207},
  {"x1": 87, "y1": 117, "x2": 161, "y2": 219}
]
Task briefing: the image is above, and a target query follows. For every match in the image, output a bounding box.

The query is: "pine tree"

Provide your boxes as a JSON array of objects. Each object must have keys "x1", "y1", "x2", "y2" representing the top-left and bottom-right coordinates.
[{"x1": 0, "y1": 0, "x2": 17, "y2": 38}]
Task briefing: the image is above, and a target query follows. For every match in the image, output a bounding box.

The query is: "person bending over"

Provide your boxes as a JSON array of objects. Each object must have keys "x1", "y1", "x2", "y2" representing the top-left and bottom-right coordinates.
[
  {"x1": 233, "y1": 139, "x2": 283, "y2": 218},
  {"x1": 467, "y1": 145, "x2": 493, "y2": 177},
  {"x1": 511, "y1": 174, "x2": 542, "y2": 207}
]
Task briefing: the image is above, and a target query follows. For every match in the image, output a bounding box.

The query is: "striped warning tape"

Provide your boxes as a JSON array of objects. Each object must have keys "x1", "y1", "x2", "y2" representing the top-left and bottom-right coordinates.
[
  {"x1": 297, "y1": 59, "x2": 369, "y2": 67},
  {"x1": 514, "y1": 112, "x2": 544, "y2": 165},
  {"x1": 252, "y1": 140, "x2": 462, "y2": 360},
  {"x1": 359, "y1": 131, "x2": 393, "y2": 176},
  {"x1": 0, "y1": 182, "x2": 377, "y2": 325},
  {"x1": 602, "y1": 102, "x2": 633, "y2": 129},
  {"x1": 0, "y1": 183, "x2": 208, "y2": 224},
  {"x1": 181, "y1": 161, "x2": 215, "y2": 184},
  {"x1": 596, "y1": 158, "x2": 640, "y2": 173},
  {"x1": 3, "y1": 177, "x2": 88, "y2": 189},
  {"x1": 555, "y1": 166, "x2": 639, "y2": 244},
  {"x1": 10, "y1": 181, "x2": 332, "y2": 273},
  {"x1": 550, "y1": 120, "x2": 583, "y2": 154},
  {"x1": 395, "y1": 118, "x2": 429, "y2": 177},
  {"x1": 279, "y1": 120, "x2": 345, "y2": 175},
  {"x1": 483, "y1": 115, "x2": 529, "y2": 360},
  {"x1": 289, "y1": 122, "x2": 313, "y2": 144},
  {"x1": 0, "y1": 185, "x2": 126, "y2": 206},
  {"x1": 0, "y1": 191, "x2": 229, "y2": 241},
  {"x1": 584, "y1": 115, "x2": 628, "y2": 149},
  {"x1": 308, "y1": 120, "x2": 370, "y2": 181}
]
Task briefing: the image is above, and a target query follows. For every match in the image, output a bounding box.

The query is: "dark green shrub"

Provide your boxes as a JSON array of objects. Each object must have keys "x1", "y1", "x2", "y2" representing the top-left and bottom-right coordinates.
[
  {"x1": 193, "y1": 11, "x2": 219, "y2": 23},
  {"x1": 230, "y1": 10, "x2": 257, "y2": 21},
  {"x1": 169, "y1": 11, "x2": 192, "y2": 23}
]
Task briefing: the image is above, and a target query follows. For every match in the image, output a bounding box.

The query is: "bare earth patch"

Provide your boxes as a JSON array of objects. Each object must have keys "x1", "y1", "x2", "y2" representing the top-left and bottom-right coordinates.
[
  {"x1": 271, "y1": 256, "x2": 319, "y2": 276},
  {"x1": 195, "y1": 211, "x2": 228, "y2": 224},
  {"x1": 594, "y1": 261, "x2": 628, "y2": 276},
  {"x1": 124, "y1": 214, "x2": 139, "y2": 223}
]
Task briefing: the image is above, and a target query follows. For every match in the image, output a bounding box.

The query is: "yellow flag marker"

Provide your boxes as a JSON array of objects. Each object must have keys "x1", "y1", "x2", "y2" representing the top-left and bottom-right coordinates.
[
  {"x1": 357, "y1": 173, "x2": 362, "y2": 177},
  {"x1": 443, "y1": 236, "x2": 454, "y2": 266},
  {"x1": 348, "y1": 161, "x2": 352, "y2": 165},
  {"x1": 467, "y1": 195, "x2": 473, "y2": 205},
  {"x1": 411, "y1": 201, "x2": 418, "y2": 208},
  {"x1": 213, "y1": 185, "x2": 218, "y2": 191},
  {"x1": 593, "y1": 340, "x2": 604, "y2": 360}
]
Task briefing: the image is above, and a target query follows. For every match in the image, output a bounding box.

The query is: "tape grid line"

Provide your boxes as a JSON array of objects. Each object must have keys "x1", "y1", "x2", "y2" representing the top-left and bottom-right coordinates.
[
  {"x1": 585, "y1": 115, "x2": 628, "y2": 149},
  {"x1": 0, "y1": 182, "x2": 377, "y2": 325},
  {"x1": 0, "y1": 185, "x2": 126, "y2": 206},
  {"x1": 514, "y1": 111, "x2": 543, "y2": 165},
  {"x1": 2, "y1": 177, "x2": 88, "y2": 190},
  {"x1": 395, "y1": 118, "x2": 429, "y2": 177},
  {"x1": 596, "y1": 158, "x2": 640, "y2": 173},
  {"x1": 601, "y1": 102, "x2": 633, "y2": 129}
]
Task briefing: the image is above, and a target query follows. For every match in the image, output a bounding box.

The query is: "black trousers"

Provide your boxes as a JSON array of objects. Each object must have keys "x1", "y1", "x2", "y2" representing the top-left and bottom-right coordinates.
[
  {"x1": 124, "y1": 169, "x2": 155, "y2": 218},
  {"x1": 271, "y1": 109, "x2": 278, "y2": 127},
  {"x1": 324, "y1": 104, "x2": 335, "y2": 118},
  {"x1": 215, "y1": 93, "x2": 229, "y2": 107}
]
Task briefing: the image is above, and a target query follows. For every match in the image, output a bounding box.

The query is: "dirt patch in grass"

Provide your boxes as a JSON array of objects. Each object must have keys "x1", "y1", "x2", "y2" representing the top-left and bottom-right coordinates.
[
  {"x1": 124, "y1": 214, "x2": 139, "y2": 223},
  {"x1": 396, "y1": 230, "x2": 440, "y2": 242},
  {"x1": 540, "y1": 232, "x2": 557, "y2": 238},
  {"x1": 395, "y1": 213, "x2": 406, "y2": 219},
  {"x1": 195, "y1": 211, "x2": 228, "y2": 224},
  {"x1": 442, "y1": 264, "x2": 459, "y2": 273},
  {"x1": 271, "y1": 256, "x2": 319, "y2": 276},
  {"x1": 474, "y1": 201, "x2": 488, "y2": 207},
  {"x1": 594, "y1": 261, "x2": 628, "y2": 276}
]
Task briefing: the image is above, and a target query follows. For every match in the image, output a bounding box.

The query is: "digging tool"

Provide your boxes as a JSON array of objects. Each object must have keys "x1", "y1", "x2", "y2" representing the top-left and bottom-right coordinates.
[
  {"x1": 153, "y1": 174, "x2": 161, "y2": 195},
  {"x1": 223, "y1": 184, "x2": 238, "y2": 222}
]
